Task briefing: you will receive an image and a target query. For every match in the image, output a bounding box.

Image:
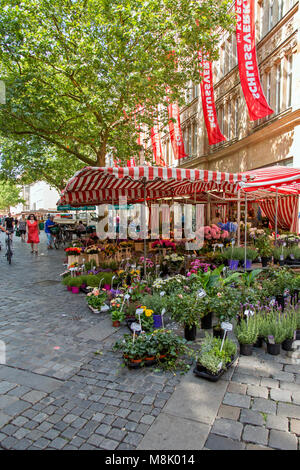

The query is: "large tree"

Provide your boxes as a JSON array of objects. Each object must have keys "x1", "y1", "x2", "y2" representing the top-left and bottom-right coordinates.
[
  {"x1": 0, "y1": 180, "x2": 25, "y2": 211},
  {"x1": 0, "y1": 0, "x2": 234, "y2": 169}
]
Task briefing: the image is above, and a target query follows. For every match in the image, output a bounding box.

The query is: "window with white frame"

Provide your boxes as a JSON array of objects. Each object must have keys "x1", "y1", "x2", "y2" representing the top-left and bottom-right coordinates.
[
  {"x1": 193, "y1": 124, "x2": 198, "y2": 156},
  {"x1": 227, "y1": 101, "x2": 232, "y2": 140},
  {"x1": 234, "y1": 98, "x2": 239, "y2": 138},
  {"x1": 275, "y1": 63, "x2": 281, "y2": 114},
  {"x1": 287, "y1": 54, "x2": 293, "y2": 108},
  {"x1": 269, "y1": 0, "x2": 274, "y2": 31},
  {"x1": 266, "y1": 71, "x2": 271, "y2": 107}
]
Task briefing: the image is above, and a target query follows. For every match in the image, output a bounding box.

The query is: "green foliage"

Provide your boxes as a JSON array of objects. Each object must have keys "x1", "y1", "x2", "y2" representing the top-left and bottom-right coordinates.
[
  {"x1": 199, "y1": 286, "x2": 242, "y2": 324},
  {"x1": 234, "y1": 318, "x2": 259, "y2": 345},
  {"x1": 255, "y1": 236, "x2": 273, "y2": 258},
  {"x1": 138, "y1": 293, "x2": 166, "y2": 315},
  {"x1": 196, "y1": 333, "x2": 236, "y2": 374},
  {"x1": 111, "y1": 309, "x2": 125, "y2": 322},
  {"x1": 165, "y1": 293, "x2": 201, "y2": 328},
  {"x1": 0, "y1": 0, "x2": 234, "y2": 172},
  {"x1": 239, "y1": 269, "x2": 262, "y2": 288},
  {"x1": 281, "y1": 310, "x2": 297, "y2": 340},
  {"x1": 259, "y1": 311, "x2": 286, "y2": 344},
  {"x1": 0, "y1": 180, "x2": 25, "y2": 210}
]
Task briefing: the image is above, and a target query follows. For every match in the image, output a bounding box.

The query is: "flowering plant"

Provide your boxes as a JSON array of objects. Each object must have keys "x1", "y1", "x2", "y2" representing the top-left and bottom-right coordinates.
[
  {"x1": 65, "y1": 247, "x2": 82, "y2": 255},
  {"x1": 187, "y1": 260, "x2": 216, "y2": 276},
  {"x1": 85, "y1": 244, "x2": 100, "y2": 254},
  {"x1": 202, "y1": 225, "x2": 229, "y2": 241},
  {"x1": 152, "y1": 239, "x2": 176, "y2": 250}
]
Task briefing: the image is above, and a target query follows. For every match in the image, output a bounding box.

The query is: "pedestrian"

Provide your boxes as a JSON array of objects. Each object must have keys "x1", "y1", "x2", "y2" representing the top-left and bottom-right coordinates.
[
  {"x1": 26, "y1": 214, "x2": 40, "y2": 254},
  {"x1": 18, "y1": 213, "x2": 27, "y2": 242},
  {"x1": 44, "y1": 214, "x2": 56, "y2": 249},
  {"x1": 4, "y1": 213, "x2": 14, "y2": 241}
]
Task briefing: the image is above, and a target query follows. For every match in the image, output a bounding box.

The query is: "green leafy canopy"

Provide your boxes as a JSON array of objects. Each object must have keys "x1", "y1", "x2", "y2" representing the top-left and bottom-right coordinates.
[{"x1": 0, "y1": 0, "x2": 234, "y2": 186}]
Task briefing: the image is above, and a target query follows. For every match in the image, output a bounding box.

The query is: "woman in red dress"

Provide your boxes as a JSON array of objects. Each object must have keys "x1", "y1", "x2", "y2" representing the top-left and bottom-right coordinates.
[{"x1": 26, "y1": 214, "x2": 40, "y2": 254}]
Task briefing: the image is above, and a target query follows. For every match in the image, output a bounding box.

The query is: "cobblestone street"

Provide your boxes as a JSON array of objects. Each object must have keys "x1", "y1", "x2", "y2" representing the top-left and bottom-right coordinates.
[{"x1": 0, "y1": 234, "x2": 299, "y2": 450}]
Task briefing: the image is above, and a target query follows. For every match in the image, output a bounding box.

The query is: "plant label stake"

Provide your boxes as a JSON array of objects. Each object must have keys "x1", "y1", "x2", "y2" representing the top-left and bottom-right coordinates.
[
  {"x1": 135, "y1": 308, "x2": 144, "y2": 330},
  {"x1": 197, "y1": 289, "x2": 206, "y2": 299},
  {"x1": 161, "y1": 308, "x2": 166, "y2": 328},
  {"x1": 131, "y1": 322, "x2": 141, "y2": 335},
  {"x1": 120, "y1": 294, "x2": 130, "y2": 312},
  {"x1": 111, "y1": 275, "x2": 116, "y2": 289},
  {"x1": 220, "y1": 322, "x2": 232, "y2": 351},
  {"x1": 268, "y1": 335, "x2": 275, "y2": 345},
  {"x1": 160, "y1": 291, "x2": 166, "y2": 297}
]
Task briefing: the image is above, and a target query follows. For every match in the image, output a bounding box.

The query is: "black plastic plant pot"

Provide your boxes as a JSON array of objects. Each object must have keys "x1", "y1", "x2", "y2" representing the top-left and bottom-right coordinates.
[
  {"x1": 201, "y1": 311, "x2": 212, "y2": 330},
  {"x1": 239, "y1": 343, "x2": 253, "y2": 356},
  {"x1": 261, "y1": 256, "x2": 271, "y2": 267},
  {"x1": 282, "y1": 338, "x2": 294, "y2": 351},
  {"x1": 296, "y1": 329, "x2": 300, "y2": 341},
  {"x1": 279, "y1": 260, "x2": 285, "y2": 266},
  {"x1": 213, "y1": 325, "x2": 224, "y2": 339},
  {"x1": 267, "y1": 342, "x2": 281, "y2": 355},
  {"x1": 253, "y1": 337, "x2": 263, "y2": 348},
  {"x1": 184, "y1": 324, "x2": 197, "y2": 341},
  {"x1": 193, "y1": 366, "x2": 223, "y2": 382}
]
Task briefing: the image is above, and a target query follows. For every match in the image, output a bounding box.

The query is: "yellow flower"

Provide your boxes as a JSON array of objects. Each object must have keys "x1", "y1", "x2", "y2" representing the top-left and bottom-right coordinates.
[
  {"x1": 140, "y1": 306, "x2": 147, "y2": 311},
  {"x1": 145, "y1": 309, "x2": 153, "y2": 317}
]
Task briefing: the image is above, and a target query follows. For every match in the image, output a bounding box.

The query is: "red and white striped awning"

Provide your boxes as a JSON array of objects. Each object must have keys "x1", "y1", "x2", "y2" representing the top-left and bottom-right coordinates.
[
  {"x1": 59, "y1": 166, "x2": 251, "y2": 206},
  {"x1": 239, "y1": 166, "x2": 300, "y2": 193}
]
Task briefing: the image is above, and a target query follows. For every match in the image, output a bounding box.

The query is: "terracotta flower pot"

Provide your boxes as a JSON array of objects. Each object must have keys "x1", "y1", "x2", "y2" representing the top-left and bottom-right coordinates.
[{"x1": 112, "y1": 320, "x2": 120, "y2": 327}]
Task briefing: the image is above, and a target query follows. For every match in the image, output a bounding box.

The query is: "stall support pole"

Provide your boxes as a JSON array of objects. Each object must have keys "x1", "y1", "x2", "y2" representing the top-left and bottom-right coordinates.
[
  {"x1": 275, "y1": 188, "x2": 278, "y2": 245},
  {"x1": 237, "y1": 190, "x2": 241, "y2": 247},
  {"x1": 143, "y1": 181, "x2": 147, "y2": 279},
  {"x1": 244, "y1": 193, "x2": 247, "y2": 273},
  {"x1": 207, "y1": 194, "x2": 211, "y2": 225}
]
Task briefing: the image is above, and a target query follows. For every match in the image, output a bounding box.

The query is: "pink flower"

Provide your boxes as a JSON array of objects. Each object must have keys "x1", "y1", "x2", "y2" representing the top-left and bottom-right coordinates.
[
  {"x1": 178, "y1": 294, "x2": 183, "y2": 299},
  {"x1": 187, "y1": 272, "x2": 191, "y2": 277},
  {"x1": 217, "y1": 292, "x2": 222, "y2": 297}
]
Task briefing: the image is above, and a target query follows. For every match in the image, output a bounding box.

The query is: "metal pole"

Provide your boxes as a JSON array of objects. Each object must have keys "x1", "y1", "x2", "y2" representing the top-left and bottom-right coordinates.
[
  {"x1": 244, "y1": 193, "x2": 247, "y2": 272},
  {"x1": 237, "y1": 190, "x2": 241, "y2": 247},
  {"x1": 143, "y1": 181, "x2": 147, "y2": 279},
  {"x1": 275, "y1": 188, "x2": 278, "y2": 245}
]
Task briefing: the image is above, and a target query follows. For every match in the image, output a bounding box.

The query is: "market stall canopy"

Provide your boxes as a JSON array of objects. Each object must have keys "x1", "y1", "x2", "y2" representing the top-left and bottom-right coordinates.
[
  {"x1": 239, "y1": 166, "x2": 300, "y2": 193},
  {"x1": 58, "y1": 166, "x2": 252, "y2": 207}
]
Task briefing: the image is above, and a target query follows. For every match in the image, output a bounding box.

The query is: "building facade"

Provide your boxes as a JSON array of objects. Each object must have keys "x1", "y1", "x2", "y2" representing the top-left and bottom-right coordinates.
[
  {"x1": 160, "y1": 0, "x2": 300, "y2": 172},
  {"x1": 11, "y1": 181, "x2": 60, "y2": 215}
]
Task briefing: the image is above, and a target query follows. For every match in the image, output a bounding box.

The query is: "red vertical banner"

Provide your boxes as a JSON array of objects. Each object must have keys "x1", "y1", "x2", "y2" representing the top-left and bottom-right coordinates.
[
  {"x1": 151, "y1": 123, "x2": 166, "y2": 166},
  {"x1": 198, "y1": 51, "x2": 226, "y2": 146},
  {"x1": 167, "y1": 103, "x2": 187, "y2": 160},
  {"x1": 235, "y1": 0, "x2": 273, "y2": 120}
]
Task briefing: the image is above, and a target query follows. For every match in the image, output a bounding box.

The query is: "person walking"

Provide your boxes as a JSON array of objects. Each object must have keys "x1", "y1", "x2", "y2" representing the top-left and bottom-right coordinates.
[
  {"x1": 18, "y1": 214, "x2": 27, "y2": 242},
  {"x1": 26, "y1": 214, "x2": 40, "y2": 254},
  {"x1": 4, "y1": 213, "x2": 14, "y2": 241},
  {"x1": 44, "y1": 214, "x2": 56, "y2": 249}
]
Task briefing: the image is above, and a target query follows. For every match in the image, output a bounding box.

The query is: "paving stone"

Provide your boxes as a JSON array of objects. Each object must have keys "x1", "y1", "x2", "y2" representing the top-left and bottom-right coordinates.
[
  {"x1": 205, "y1": 433, "x2": 245, "y2": 450},
  {"x1": 0, "y1": 436, "x2": 19, "y2": 449},
  {"x1": 247, "y1": 385, "x2": 268, "y2": 399},
  {"x1": 277, "y1": 403, "x2": 300, "y2": 419},
  {"x1": 292, "y1": 392, "x2": 300, "y2": 405},
  {"x1": 34, "y1": 438, "x2": 51, "y2": 449},
  {"x1": 268, "y1": 429, "x2": 297, "y2": 450},
  {"x1": 11, "y1": 416, "x2": 28, "y2": 426},
  {"x1": 13, "y1": 438, "x2": 32, "y2": 450},
  {"x1": 270, "y1": 389, "x2": 292, "y2": 403},
  {"x1": 0, "y1": 412, "x2": 11, "y2": 428},
  {"x1": 227, "y1": 382, "x2": 247, "y2": 395},
  {"x1": 22, "y1": 391, "x2": 47, "y2": 404},
  {"x1": 232, "y1": 373, "x2": 260, "y2": 386},
  {"x1": 240, "y1": 409, "x2": 264, "y2": 426},
  {"x1": 290, "y1": 419, "x2": 300, "y2": 435},
  {"x1": 1, "y1": 424, "x2": 18, "y2": 436},
  {"x1": 32, "y1": 412, "x2": 48, "y2": 424},
  {"x1": 123, "y1": 432, "x2": 143, "y2": 446},
  {"x1": 251, "y1": 398, "x2": 277, "y2": 415},
  {"x1": 266, "y1": 414, "x2": 288, "y2": 431},
  {"x1": 284, "y1": 364, "x2": 300, "y2": 374},
  {"x1": 87, "y1": 434, "x2": 105, "y2": 447},
  {"x1": 49, "y1": 437, "x2": 68, "y2": 450},
  {"x1": 140, "y1": 414, "x2": 155, "y2": 425},
  {"x1": 95, "y1": 423, "x2": 111, "y2": 436},
  {"x1": 100, "y1": 438, "x2": 119, "y2": 450},
  {"x1": 217, "y1": 404, "x2": 241, "y2": 421},
  {"x1": 3, "y1": 399, "x2": 31, "y2": 417},
  {"x1": 13, "y1": 428, "x2": 30, "y2": 439},
  {"x1": 242, "y1": 425, "x2": 268, "y2": 446},
  {"x1": 212, "y1": 418, "x2": 243, "y2": 441},
  {"x1": 0, "y1": 382, "x2": 17, "y2": 394},
  {"x1": 107, "y1": 427, "x2": 127, "y2": 441},
  {"x1": 280, "y1": 382, "x2": 300, "y2": 392},
  {"x1": 272, "y1": 371, "x2": 295, "y2": 383},
  {"x1": 246, "y1": 444, "x2": 272, "y2": 450},
  {"x1": 223, "y1": 393, "x2": 251, "y2": 409},
  {"x1": 260, "y1": 378, "x2": 279, "y2": 389}
]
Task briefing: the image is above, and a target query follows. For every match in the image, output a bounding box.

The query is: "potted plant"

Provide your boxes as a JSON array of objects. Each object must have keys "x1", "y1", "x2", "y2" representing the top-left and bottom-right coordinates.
[
  {"x1": 167, "y1": 293, "x2": 200, "y2": 341},
  {"x1": 111, "y1": 308, "x2": 125, "y2": 327},
  {"x1": 139, "y1": 294, "x2": 166, "y2": 329},
  {"x1": 281, "y1": 310, "x2": 297, "y2": 351},
  {"x1": 87, "y1": 288, "x2": 108, "y2": 312},
  {"x1": 242, "y1": 248, "x2": 258, "y2": 269},
  {"x1": 194, "y1": 334, "x2": 237, "y2": 381},
  {"x1": 222, "y1": 247, "x2": 241, "y2": 270},
  {"x1": 260, "y1": 313, "x2": 286, "y2": 355},
  {"x1": 67, "y1": 276, "x2": 84, "y2": 293},
  {"x1": 234, "y1": 317, "x2": 258, "y2": 356},
  {"x1": 255, "y1": 236, "x2": 273, "y2": 267}
]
